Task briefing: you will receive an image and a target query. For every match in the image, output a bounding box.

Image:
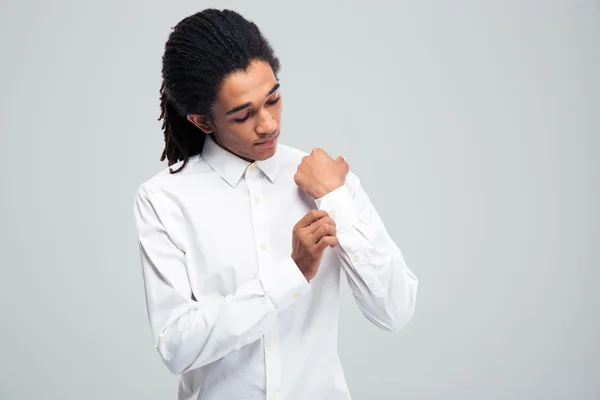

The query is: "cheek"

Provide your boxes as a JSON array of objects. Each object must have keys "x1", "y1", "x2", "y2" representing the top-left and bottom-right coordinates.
[{"x1": 218, "y1": 125, "x2": 252, "y2": 146}]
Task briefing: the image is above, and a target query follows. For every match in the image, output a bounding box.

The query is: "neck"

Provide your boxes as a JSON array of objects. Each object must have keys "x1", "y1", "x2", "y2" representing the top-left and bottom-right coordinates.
[{"x1": 210, "y1": 134, "x2": 255, "y2": 163}]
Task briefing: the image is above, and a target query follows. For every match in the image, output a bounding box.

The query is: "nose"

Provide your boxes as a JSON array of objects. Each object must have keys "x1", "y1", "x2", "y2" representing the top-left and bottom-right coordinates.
[{"x1": 256, "y1": 107, "x2": 277, "y2": 135}]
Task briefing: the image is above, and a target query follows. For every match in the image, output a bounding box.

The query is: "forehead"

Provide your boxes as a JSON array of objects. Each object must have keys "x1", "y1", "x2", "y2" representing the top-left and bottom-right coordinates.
[{"x1": 217, "y1": 60, "x2": 277, "y2": 106}]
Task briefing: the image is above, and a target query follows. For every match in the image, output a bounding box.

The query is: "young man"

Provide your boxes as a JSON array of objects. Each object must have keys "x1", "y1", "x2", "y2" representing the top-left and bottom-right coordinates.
[{"x1": 133, "y1": 8, "x2": 418, "y2": 400}]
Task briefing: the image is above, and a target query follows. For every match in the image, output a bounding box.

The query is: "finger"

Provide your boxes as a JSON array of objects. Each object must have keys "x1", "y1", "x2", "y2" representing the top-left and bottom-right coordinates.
[
  {"x1": 294, "y1": 209, "x2": 329, "y2": 230},
  {"x1": 316, "y1": 235, "x2": 338, "y2": 251},
  {"x1": 309, "y1": 216, "x2": 336, "y2": 235},
  {"x1": 320, "y1": 148, "x2": 333, "y2": 159},
  {"x1": 312, "y1": 148, "x2": 332, "y2": 158},
  {"x1": 310, "y1": 224, "x2": 337, "y2": 244}
]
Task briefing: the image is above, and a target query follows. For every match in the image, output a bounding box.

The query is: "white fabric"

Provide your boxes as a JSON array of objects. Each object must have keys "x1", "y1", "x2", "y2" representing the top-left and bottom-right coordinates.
[{"x1": 133, "y1": 135, "x2": 418, "y2": 400}]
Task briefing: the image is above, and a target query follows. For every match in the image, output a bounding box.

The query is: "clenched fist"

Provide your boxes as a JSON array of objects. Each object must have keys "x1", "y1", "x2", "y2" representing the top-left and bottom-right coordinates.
[
  {"x1": 291, "y1": 210, "x2": 338, "y2": 281},
  {"x1": 294, "y1": 148, "x2": 349, "y2": 199}
]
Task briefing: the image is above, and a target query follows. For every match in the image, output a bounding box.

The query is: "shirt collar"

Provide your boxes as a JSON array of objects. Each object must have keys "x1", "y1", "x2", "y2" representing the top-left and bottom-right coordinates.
[{"x1": 201, "y1": 135, "x2": 280, "y2": 187}]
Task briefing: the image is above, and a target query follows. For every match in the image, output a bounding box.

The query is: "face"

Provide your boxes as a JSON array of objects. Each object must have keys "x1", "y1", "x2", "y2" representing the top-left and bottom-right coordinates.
[{"x1": 188, "y1": 60, "x2": 282, "y2": 162}]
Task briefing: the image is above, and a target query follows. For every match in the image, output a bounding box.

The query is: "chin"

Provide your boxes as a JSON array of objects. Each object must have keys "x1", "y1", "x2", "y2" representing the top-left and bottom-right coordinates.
[{"x1": 254, "y1": 147, "x2": 277, "y2": 160}]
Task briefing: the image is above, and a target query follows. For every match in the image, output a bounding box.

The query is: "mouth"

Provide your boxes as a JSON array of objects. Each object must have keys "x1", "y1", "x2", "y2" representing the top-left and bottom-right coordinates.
[{"x1": 255, "y1": 132, "x2": 280, "y2": 147}]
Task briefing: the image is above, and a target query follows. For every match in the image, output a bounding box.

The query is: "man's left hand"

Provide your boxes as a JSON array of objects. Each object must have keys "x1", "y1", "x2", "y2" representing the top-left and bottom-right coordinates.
[{"x1": 294, "y1": 148, "x2": 349, "y2": 199}]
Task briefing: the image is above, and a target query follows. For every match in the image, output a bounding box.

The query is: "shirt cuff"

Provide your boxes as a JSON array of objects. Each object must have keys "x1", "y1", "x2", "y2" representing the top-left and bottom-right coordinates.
[
  {"x1": 259, "y1": 256, "x2": 311, "y2": 310},
  {"x1": 314, "y1": 184, "x2": 361, "y2": 232}
]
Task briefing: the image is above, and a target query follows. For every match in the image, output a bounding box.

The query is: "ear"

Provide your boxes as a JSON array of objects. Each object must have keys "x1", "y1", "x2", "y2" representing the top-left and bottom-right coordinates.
[{"x1": 187, "y1": 114, "x2": 214, "y2": 134}]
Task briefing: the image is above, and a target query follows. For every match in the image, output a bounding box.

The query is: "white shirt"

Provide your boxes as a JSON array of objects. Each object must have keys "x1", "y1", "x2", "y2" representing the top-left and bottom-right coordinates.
[{"x1": 133, "y1": 135, "x2": 418, "y2": 400}]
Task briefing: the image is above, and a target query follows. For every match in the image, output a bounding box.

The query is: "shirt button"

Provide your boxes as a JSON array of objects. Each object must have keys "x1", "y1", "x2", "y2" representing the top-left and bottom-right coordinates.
[
  {"x1": 261, "y1": 243, "x2": 268, "y2": 251},
  {"x1": 293, "y1": 293, "x2": 301, "y2": 300},
  {"x1": 269, "y1": 343, "x2": 276, "y2": 351},
  {"x1": 254, "y1": 196, "x2": 261, "y2": 204},
  {"x1": 249, "y1": 164, "x2": 256, "y2": 172},
  {"x1": 269, "y1": 395, "x2": 277, "y2": 400},
  {"x1": 329, "y1": 211, "x2": 336, "y2": 220},
  {"x1": 353, "y1": 255, "x2": 359, "y2": 262}
]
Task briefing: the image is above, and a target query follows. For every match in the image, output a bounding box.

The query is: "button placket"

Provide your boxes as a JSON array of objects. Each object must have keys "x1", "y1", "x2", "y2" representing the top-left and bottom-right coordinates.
[
  {"x1": 246, "y1": 164, "x2": 266, "y2": 266},
  {"x1": 264, "y1": 327, "x2": 281, "y2": 400},
  {"x1": 245, "y1": 164, "x2": 282, "y2": 397}
]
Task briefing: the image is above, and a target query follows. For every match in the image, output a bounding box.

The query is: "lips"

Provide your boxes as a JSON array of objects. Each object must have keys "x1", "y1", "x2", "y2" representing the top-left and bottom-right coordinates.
[{"x1": 255, "y1": 132, "x2": 279, "y2": 146}]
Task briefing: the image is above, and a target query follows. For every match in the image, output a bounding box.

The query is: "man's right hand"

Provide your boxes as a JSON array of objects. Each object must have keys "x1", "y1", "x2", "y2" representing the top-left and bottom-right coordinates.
[{"x1": 291, "y1": 210, "x2": 338, "y2": 281}]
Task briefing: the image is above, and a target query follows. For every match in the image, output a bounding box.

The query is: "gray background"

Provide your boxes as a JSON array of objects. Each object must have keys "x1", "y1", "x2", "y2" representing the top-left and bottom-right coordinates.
[{"x1": 1, "y1": 0, "x2": 598, "y2": 399}]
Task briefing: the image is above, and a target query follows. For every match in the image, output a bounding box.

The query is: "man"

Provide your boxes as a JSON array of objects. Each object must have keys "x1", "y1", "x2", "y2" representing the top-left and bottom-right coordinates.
[{"x1": 133, "y1": 8, "x2": 418, "y2": 400}]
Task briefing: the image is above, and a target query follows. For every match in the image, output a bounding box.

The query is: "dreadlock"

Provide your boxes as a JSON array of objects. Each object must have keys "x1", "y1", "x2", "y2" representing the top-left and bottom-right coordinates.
[{"x1": 159, "y1": 9, "x2": 281, "y2": 173}]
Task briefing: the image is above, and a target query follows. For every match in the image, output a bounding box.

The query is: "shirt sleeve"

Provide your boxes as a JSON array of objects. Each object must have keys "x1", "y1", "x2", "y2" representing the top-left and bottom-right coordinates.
[
  {"x1": 314, "y1": 171, "x2": 418, "y2": 332},
  {"x1": 133, "y1": 186, "x2": 310, "y2": 375}
]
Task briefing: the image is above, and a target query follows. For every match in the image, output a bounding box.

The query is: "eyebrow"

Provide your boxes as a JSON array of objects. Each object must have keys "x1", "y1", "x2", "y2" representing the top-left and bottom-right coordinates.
[{"x1": 224, "y1": 83, "x2": 281, "y2": 116}]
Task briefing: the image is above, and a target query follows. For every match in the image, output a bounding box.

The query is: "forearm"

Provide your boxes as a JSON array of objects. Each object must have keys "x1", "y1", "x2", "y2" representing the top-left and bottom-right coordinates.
[
  {"x1": 332, "y1": 228, "x2": 418, "y2": 331},
  {"x1": 144, "y1": 255, "x2": 310, "y2": 375},
  {"x1": 315, "y1": 178, "x2": 418, "y2": 331}
]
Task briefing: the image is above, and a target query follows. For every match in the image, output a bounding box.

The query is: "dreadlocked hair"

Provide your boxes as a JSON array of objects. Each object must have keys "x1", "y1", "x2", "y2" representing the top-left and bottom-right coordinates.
[{"x1": 159, "y1": 9, "x2": 281, "y2": 173}]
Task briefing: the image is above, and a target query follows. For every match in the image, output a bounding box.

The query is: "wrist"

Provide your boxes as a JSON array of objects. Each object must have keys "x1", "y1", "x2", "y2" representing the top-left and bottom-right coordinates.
[
  {"x1": 315, "y1": 181, "x2": 344, "y2": 199},
  {"x1": 291, "y1": 254, "x2": 313, "y2": 282}
]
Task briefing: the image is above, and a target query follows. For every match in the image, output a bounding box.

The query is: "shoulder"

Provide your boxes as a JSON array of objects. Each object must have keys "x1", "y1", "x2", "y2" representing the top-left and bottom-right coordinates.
[{"x1": 133, "y1": 154, "x2": 209, "y2": 201}]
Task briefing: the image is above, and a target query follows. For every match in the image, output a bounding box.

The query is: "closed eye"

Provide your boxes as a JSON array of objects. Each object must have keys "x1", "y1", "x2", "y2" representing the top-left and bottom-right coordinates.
[
  {"x1": 233, "y1": 95, "x2": 280, "y2": 123},
  {"x1": 266, "y1": 94, "x2": 280, "y2": 105},
  {"x1": 234, "y1": 114, "x2": 251, "y2": 123}
]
